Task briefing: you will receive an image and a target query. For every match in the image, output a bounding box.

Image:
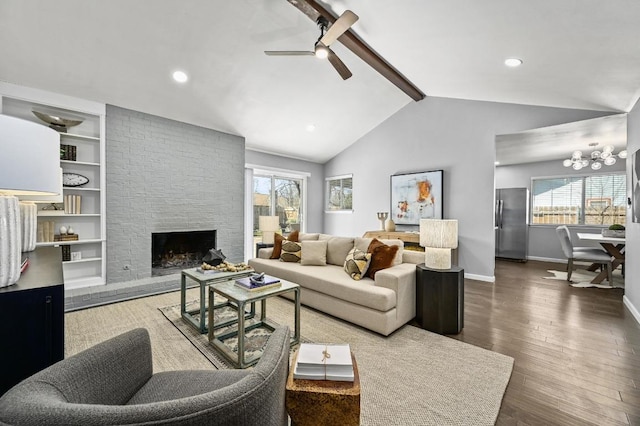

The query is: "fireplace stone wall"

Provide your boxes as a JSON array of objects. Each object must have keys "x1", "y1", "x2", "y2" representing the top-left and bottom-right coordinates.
[{"x1": 106, "y1": 105, "x2": 245, "y2": 284}]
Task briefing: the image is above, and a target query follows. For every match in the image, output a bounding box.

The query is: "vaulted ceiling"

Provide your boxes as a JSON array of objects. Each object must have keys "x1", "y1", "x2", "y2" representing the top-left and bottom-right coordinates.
[{"x1": 1, "y1": 1, "x2": 640, "y2": 163}]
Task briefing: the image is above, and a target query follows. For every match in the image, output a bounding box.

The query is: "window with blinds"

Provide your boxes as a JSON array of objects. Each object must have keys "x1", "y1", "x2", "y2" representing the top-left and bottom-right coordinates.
[
  {"x1": 531, "y1": 173, "x2": 626, "y2": 225},
  {"x1": 326, "y1": 175, "x2": 353, "y2": 211}
]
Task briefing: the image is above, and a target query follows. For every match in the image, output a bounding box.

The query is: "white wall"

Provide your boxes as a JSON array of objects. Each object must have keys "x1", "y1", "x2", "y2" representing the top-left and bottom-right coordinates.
[
  {"x1": 625, "y1": 100, "x2": 640, "y2": 322},
  {"x1": 496, "y1": 159, "x2": 626, "y2": 261},
  {"x1": 324, "y1": 96, "x2": 610, "y2": 281}
]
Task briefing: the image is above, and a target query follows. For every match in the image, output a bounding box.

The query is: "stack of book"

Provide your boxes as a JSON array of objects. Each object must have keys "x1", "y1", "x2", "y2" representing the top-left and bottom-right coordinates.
[
  {"x1": 293, "y1": 343, "x2": 354, "y2": 382},
  {"x1": 60, "y1": 144, "x2": 77, "y2": 161},
  {"x1": 37, "y1": 221, "x2": 56, "y2": 242},
  {"x1": 234, "y1": 275, "x2": 281, "y2": 292},
  {"x1": 64, "y1": 195, "x2": 82, "y2": 214}
]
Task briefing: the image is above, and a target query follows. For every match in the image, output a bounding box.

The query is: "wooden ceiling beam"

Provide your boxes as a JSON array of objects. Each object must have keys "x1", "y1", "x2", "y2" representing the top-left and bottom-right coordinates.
[{"x1": 285, "y1": 0, "x2": 425, "y2": 102}]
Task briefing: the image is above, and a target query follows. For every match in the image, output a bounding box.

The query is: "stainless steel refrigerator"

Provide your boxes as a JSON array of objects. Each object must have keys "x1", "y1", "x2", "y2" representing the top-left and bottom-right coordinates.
[{"x1": 495, "y1": 188, "x2": 529, "y2": 261}]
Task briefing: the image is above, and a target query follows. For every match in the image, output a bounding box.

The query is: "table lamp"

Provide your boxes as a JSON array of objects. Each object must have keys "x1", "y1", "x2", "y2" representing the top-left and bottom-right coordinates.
[
  {"x1": 419, "y1": 219, "x2": 458, "y2": 270},
  {"x1": 259, "y1": 216, "x2": 280, "y2": 244},
  {"x1": 0, "y1": 114, "x2": 60, "y2": 287},
  {"x1": 19, "y1": 168, "x2": 64, "y2": 251}
]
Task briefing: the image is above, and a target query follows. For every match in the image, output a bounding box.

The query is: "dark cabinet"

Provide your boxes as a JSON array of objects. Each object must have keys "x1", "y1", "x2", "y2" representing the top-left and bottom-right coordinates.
[
  {"x1": 415, "y1": 264, "x2": 464, "y2": 335},
  {"x1": 0, "y1": 247, "x2": 64, "y2": 395}
]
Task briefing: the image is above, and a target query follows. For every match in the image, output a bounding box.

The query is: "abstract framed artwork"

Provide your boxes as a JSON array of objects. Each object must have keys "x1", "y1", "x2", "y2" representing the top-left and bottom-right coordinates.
[{"x1": 391, "y1": 170, "x2": 443, "y2": 225}]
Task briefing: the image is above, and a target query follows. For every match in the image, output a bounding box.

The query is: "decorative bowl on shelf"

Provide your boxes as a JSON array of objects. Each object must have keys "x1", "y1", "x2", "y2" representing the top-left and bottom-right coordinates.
[{"x1": 32, "y1": 110, "x2": 84, "y2": 133}]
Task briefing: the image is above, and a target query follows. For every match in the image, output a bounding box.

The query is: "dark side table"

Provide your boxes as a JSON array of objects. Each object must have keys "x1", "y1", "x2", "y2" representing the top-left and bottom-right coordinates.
[{"x1": 415, "y1": 264, "x2": 464, "y2": 335}]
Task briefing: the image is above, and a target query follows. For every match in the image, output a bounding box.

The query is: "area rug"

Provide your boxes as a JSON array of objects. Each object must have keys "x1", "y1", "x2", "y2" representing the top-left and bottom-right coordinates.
[
  {"x1": 160, "y1": 297, "x2": 513, "y2": 425},
  {"x1": 544, "y1": 269, "x2": 624, "y2": 288}
]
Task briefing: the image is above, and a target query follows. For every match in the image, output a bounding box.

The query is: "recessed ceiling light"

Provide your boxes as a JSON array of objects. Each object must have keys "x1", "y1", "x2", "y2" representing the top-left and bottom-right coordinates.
[
  {"x1": 504, "y1": 58, "x2": 523, "y2": 67},
  {"x1": 172, "y1": 70, "x2": 188, "y2": 83},
  {"x1": 306, "y1": 124, "x2": 316, "y2": 132},
  {"x1": 494, "y1": 161, "x2": 500, "y2": 165}
]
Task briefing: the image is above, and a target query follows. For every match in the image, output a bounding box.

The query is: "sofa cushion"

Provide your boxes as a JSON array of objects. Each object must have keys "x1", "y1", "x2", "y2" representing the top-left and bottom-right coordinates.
[
  {"x1": 248, "y1": 258, "x2": 396, "y2": 312},
  {"x1": 280, "y1": 241, "x2": 302, "y2": 263},
  {"x1": 344, "y1": 247, "x2": 371, "y2": 280},
  {"x1": 366, "y1": 239, "x2": 400, "y2": 279},
  {"x1": 299, "y1": 233, "x2": 320, "y2": 241},
  {"x1": 301, "y1": 240, "x2": 327, "y2": 266},
  {"x1": 323, "y1": 236, "x2": 355, "y2": 266},
  {"x1": 270, "y1": 231, "x2": 299, "y2": 259}
]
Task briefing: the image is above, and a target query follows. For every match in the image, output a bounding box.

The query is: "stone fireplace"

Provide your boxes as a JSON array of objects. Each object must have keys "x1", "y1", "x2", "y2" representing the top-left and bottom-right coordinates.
[{"x1": 151, "y1": 230, "x2": 217, "y2": 276}]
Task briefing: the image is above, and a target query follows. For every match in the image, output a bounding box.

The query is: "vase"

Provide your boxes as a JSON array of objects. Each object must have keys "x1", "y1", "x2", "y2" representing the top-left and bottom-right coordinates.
[
  {"x1": 0, "y1": 196, "x2": 21, "y2": 287},
  {"x1": 20, "y1": 201, "x2": 37, "y2": 252},
  {"x1": 385, "y1": 218, "x2": 396, "y2": 232}
]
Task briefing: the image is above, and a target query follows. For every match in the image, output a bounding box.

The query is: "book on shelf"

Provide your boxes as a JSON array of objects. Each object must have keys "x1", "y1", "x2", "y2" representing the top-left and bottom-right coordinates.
[
  {"x1": 64, "y1": 195, "x2": 82, "y2": 214},
  {"x1": 37, "y1": 220, "x2": 56, "y2": 242},
  {"x1": 234, "y1": 275, "x2": 281, "y2": 292},
  {"x1": 293, "y1": 343, "x2": 354, "y2": 382}
]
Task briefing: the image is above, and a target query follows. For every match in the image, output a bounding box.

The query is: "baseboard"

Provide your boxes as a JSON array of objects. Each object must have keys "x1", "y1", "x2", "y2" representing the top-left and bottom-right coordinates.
[
  {"x1": 527, "y1": 256, "x2": 565, "y2": 263},
  {"x1": 465, "y1": 273, "x2": 495, "y2": 283},
  {"x1": 623, "y1": 296, "x2": 640, "y2": 326}
]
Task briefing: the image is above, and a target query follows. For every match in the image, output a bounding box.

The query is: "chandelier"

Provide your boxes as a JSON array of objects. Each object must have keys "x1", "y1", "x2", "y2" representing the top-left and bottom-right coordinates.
[{"x1": 563, "y1": 143, "x2": 627, "y2": 171}]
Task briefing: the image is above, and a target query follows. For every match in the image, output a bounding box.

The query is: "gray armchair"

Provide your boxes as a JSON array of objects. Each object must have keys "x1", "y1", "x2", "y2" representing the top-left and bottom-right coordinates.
[{"x1": 0, "y1": 326, "x2": 290, "y2": 426}]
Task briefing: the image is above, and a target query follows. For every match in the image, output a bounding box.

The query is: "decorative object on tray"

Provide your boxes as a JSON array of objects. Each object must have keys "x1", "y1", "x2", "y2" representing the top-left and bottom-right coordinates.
[
  {"x1": 198, "y1": 260, "x2": 251, "y2": 273},
  {"x1": 376, "y1": 212, "x2": 388, "y2": 230},
  {"x1": 235, "y1": 273, "x2": 281, "y2": 292},
  {"x1": 32, "y1": 110, "x2": 84, "y2": 133},
  {"x1": 602, "y1": 224, "x2": 625, "y2": 238},
  {"x1": 62, "y1": 173, "x2": 89, "y2": 187},
  {"x1": 202, "y1": 248, "x2": 226, "y2": 266},
  {"x1": 294, "y1": 343, "x2": 354, "y2": 382},
  {"x1": 391, "y1": 170, "x2": 443, "y2": 224}
]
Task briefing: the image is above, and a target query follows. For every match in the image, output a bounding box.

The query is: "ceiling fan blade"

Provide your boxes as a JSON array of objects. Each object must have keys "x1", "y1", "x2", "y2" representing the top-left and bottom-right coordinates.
[
  {"x1": 320, "y1": 10, "x2": 358, "y2": 46},
  {"x1": 264, "y1": 50, "x2": 315, "y2": 56},
  {"x1": 327, "y1": 50, "x2": 352, "y2": 80}
]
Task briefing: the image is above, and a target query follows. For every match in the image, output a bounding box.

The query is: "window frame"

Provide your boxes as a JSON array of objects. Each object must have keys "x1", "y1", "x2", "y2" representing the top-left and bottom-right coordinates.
[
  {"x1": 530, "y1": 171, "x2": 626, "y2": 227},
  {"x1": 325, "y1": 174, "x2": 353, "y2": 213}
]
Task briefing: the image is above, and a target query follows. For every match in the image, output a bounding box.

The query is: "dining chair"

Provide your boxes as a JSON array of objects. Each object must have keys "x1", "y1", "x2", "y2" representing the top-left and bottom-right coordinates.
[{"x1": 555, "y1": 225, "x2": 613, "y2": 284}]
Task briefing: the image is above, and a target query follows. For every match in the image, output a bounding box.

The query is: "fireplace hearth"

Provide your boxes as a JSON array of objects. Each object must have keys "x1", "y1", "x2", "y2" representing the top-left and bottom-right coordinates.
[{"x1": 151, "y1": 230, "x2": 216, "y2": 276}]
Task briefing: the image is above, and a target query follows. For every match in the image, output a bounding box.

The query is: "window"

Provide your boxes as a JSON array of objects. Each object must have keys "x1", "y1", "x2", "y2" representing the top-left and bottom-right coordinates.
[
  {"x1": 531, "y1": 173, "x2": 626, "y2": 225},
  {"x1": 253, "y1": 174, "x2": 303, "y2": 234},
  {"x1": 326, "y1": 175, "x2": 353, "y2": 211}
]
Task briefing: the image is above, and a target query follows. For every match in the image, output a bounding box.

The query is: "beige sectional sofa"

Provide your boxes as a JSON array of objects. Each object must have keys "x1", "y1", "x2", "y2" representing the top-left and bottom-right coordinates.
[{"x1": 248, "y1": 234, "x2": 423, "y2": 336}]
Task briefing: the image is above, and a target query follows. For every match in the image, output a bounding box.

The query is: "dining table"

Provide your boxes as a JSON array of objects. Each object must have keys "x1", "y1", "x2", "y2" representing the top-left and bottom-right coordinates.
[{"x1": 576, "y1": 232, "x2": 625, "y2": 284}]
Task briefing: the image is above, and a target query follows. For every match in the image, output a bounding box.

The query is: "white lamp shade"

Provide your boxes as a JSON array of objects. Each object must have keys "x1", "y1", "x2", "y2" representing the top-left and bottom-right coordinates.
[
  {"x1": 259, "y1": 216, "x2": 280, "y2": 244},
  {"x1": 420, "y1": 219, "x2": 458, "y2": 249},
  {"x1": 259, "y1": 216, "x2": 280, "y2": 232},
  {"x1": 0, "y1": 115, "x2": 60, "y2": 195},
  {"x1": 18, "y1": 168, "x2": 63, "y2": 203}
]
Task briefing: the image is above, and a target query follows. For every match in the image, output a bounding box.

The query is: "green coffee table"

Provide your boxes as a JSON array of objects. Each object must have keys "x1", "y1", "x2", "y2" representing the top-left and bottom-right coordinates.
[
  {"x1": 180, "y1": 268, "x2": 254, "y2": 334},
  {"x1": 208, "y1": 279, "x2": 300, "y2": 368}
]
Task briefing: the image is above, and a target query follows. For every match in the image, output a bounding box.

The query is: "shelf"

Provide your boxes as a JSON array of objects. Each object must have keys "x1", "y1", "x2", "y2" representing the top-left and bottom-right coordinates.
[
  {"x1": 63, "y1": 257, "x2": 101, "y2": 264},
  {"x1": 38, "y1": 213, "x2": 100, "y2": 217},
  {"x1": 61, "y1": 160, "x2": 100, "y2": 167},
  {"x1": 59, "y1": 132, "x2": 100, "y2": 142},
  {"x1": 62, "y1": 187, "x2": 100, "y2": 192},
  {"x1": 36, "y1": 239, "x2": 104, "y2": 247},
  {"x1": 64, "y1": 276, "x2": 105, "y2": 289}
]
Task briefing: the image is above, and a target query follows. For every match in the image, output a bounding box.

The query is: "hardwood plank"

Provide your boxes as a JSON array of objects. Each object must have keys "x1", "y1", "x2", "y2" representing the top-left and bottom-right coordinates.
[{"x1": 457, "y1": 260, "x2": 640, "y2": 424}]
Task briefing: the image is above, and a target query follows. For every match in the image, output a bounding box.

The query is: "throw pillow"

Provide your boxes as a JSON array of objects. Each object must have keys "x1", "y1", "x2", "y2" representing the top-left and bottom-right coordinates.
[
  {"x1": 270, "y1": 230, "x2": 300, "y2": 259},
  {"x1": 344, "y1": 247, "x2": 372, "y2": 280},
  {"x1": 280, "y1": 241, "x2": 302, "y2": 263},
  {"x1": 325, "y1": 236, "x2": 356, "y2": 266},
  {"x1": 300, "y1": 240, "x2": 328, "y2": 266},
  {"x1": 366, "y1": 238, "x2": 399, "y2": 279}
]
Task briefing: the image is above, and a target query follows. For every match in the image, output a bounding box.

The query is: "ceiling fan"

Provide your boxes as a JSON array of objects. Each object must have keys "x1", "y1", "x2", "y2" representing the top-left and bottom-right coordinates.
[{"x1": 264, "y1": 10, "x2": 359, "y2": 80}]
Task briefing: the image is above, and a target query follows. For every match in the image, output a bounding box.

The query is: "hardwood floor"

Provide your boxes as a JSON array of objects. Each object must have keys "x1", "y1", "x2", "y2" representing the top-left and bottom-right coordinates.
[{"x1": 452, "y1": 259, "x2": 640, "y2": 425}]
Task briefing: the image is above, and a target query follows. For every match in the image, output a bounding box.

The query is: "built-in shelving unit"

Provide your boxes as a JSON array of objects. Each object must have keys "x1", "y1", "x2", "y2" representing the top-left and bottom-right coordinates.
[{"x1": 0, "y1": 82, "x2": 107, "y2": 289}]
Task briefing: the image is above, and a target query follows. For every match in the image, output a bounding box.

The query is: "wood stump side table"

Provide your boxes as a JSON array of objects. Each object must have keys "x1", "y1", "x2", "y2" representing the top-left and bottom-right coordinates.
[{"x1": 286, "y1": 351, "x2": 360, "y2": 426}]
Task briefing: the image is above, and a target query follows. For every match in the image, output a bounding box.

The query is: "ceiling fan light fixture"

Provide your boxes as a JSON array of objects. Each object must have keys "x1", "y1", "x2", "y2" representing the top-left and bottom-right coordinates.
[
  {"x1": 314, "y1": 43, "x2": 329, "y2": 59},
  {"x1": 604, "y1": 157, "x2": 616, "y2": 166},
  {"x1": 591, "y1": 161, "x2": 602, "y2": 170},
  {"x1": 619, "y1": 150, "x2": 628, "y2": 159}
]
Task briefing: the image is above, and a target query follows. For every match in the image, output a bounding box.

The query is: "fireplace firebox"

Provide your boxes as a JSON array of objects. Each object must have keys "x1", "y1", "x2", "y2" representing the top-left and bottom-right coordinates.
[{"x1": 151, "y1": 230, "x2": 216, "y2": 276}]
